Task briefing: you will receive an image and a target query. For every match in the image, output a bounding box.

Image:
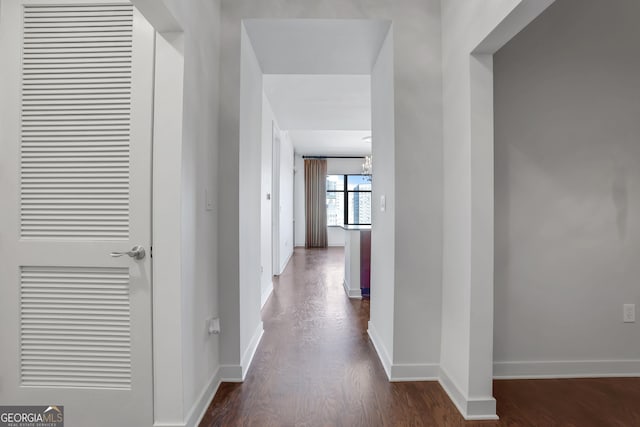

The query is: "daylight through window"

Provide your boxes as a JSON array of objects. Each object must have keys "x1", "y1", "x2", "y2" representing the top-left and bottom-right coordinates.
[{"x1": 326, "y1": 175, "x2": 372, "y2": 226}]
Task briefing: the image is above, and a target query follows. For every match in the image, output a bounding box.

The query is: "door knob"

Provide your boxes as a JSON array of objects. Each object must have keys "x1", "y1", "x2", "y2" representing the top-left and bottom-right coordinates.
[{"x1": 110, "y1": 245, "x2": 146, "y2": 260}]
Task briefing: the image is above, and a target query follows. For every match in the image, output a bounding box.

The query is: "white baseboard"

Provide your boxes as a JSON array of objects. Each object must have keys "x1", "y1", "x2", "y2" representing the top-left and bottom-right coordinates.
[
  {"x1": 342, "y1": 280, "x2": 362, "y2": 299},
  {"x1": 154, "y1": 423, "x2": 187, "y2": 427},
  {"x1": 295, "y1": 244, "x2": 344, "y2": 248},
  {"x1": 218, "y1": 323, "x2": 264, "y2": 382},
  {"x1": 367, "y1": 321, "x2": 392, "y2": 379},
  {"x1": 390, "y1": 363, "x2": 439, "y2": 381},
  {"x1": 438, "y1": 367, "x2": 498, "y2": 421},
  {"x1": 153, "y1": 367, "x2": 223, "y2": 427},
  {"x1": 218, "y1": 364, "x2": 243, "y2": 382},
  {"x1": 261, "y1": 280, "x2": 273, "y2": 308},
  {"x1": 494, "y1": 359, "x2": 640, "y2": 379},
  {"x1": 240, "y1": 322, "x2": 264, "y2": 380},
  {"x1": 276, "y1": 250, "x2": 293, "y2": 275},
  {"x1": 187, "y1": 367, "x2": 222, "y2": 427}
]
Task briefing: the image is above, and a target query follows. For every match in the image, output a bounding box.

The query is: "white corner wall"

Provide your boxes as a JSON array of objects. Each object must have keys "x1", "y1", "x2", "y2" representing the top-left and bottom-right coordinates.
[
  {"x1": 138, "y1": 0, "x2": 223, "y2": 425},
  {"x1": 439, "y1": 0, "x2": 554, "y2": 420},
  {"x1": 150, "y1": 30, "x2": 186, "y2": 426},
  {"x1": 236, "y1": 24, "x2": 265, "y2": 378},
  {"x1": 368, "y1": 28, "x2": 396, "y2": 376},
  {"x1": 493, "y1": 0, "x2": 640, "y2": 378},
  {"x1": 260, "y1": 94, "x2": 274, "y2": 305}
]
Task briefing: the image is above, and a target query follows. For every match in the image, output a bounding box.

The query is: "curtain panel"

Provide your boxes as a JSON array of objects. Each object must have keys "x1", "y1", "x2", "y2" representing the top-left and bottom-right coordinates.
[{"x1": 304, "y1": 159, "x2": 328, "y2": 248}]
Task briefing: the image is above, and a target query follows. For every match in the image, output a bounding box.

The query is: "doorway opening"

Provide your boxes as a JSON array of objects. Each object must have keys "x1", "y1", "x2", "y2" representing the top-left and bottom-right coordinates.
[{"x1": 238, "y1": 19, "x2": 395, "y2": 378}]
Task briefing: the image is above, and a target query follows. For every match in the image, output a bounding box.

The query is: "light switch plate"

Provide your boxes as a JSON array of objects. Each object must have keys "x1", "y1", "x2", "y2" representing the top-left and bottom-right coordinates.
[{"x1": 380, "y1": 195, "x2": 386, "y2": 212}]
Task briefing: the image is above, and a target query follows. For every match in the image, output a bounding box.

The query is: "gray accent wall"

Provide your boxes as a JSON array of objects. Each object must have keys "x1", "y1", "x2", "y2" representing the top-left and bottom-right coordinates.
[{"x1": 494, "y1": 0, "x2": 640, "y2": 375}]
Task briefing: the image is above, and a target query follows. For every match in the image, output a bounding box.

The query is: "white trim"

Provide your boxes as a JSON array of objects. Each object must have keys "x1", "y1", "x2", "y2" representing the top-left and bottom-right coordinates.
[
  {"x1": 219, "y1": 365, "x2": 244, "y2": 382},
  {"x1": 151, "y1": 25, "x2": 186, "y2": 426},
  {"x1": 132, "y1": 0, "x2": 182, "y2": 33},
  {"x1": 153, "y1": 367, "x2": 224, "y2": 427},
  {"x1": 241, "y1": 322, "x2": 264, "y2": 380},
  {"x1": 343, "y1": 280, "x2": 362, "y2": 299},
  {"x1": 494, "y1": 360, "x2": 640, "y2": 379},
  {"x1": 277, "y1": 249, "x2": 293, "y2": 276},
  {"x1": 218, "y1": 324, "x2": 264, "y2": 382},
  {"x1": 367, "y1": 321, "x2": 392, "y2": 379},
  {"x1": 438, "y1": 367, "x2": 467, "y2": 418},
  {"x1": 438, "y1": 367, "x2": 498, "y2": 421},
  {"x1": 261, "y1": 280, "x2": 273, "y2": 308},
  {"x1": 184, "y1": 368, "x2": 222, "y2": 427},
  {"x1": 328, "y1": 243, "x2": 346, "y2": 247},
  {"x1": 390, "y1": 363, "x2": 439, "y2": 381},
  {"x1": 466, "y1": 399, "x2": 499, "y2": 421}
]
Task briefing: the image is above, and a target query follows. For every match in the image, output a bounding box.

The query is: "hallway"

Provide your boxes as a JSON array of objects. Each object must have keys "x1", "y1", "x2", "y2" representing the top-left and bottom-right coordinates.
[{"x1": 200, "y1": 248, "x2": 640, "y2": 426}]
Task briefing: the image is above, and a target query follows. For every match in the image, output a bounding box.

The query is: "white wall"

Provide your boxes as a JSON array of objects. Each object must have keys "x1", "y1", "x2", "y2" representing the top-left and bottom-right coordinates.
[
  {"x1": 294, "y1": 156, "x2": 366, "y2": 248},
  {"x1": 494, "y1": 0, "x2": 640, "y2": 377},
  {"x1": 278, "y1": 132, "x2": 295, "y2": 272},
  {"x1": 263, "y1": 100, "x2": 294, "y2": 279},
  {"x1": 440, "y1": 0, "x2": 554, "y2": 419},
  {"x1": 369, "y1": 29, "x2": 396, "y2": 374},
  {"x1": 236, "y1": 25, "x2": 265, "y2": 377},
  {"x1": 260, "y1": 95, "x2": 294, "y2": 295},
  {"x1": 260, "y1": 95, "x2": 274, "y2": 305},
  {"x1": 150, "y1": 30, "x2": 186, "y2": 426},
  {"x1": 149, "y1": 1, "x2": 223, "y2": 425}
]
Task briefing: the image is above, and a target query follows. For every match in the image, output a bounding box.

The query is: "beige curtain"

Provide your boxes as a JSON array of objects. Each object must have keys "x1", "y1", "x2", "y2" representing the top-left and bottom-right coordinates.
[{"x1": 304, "y1": 159, "x2": 328, "y2": 248}]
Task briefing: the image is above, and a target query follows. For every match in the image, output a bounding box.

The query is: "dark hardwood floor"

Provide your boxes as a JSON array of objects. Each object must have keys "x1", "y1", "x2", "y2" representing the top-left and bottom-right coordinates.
[{"x1": 200, "y1": 248, "x2": 640, "y2": 426}]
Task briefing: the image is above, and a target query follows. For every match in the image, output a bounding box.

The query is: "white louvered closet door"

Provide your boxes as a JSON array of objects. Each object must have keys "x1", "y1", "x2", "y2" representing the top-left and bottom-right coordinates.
[{"x1": 0, "y1": 1, "x2": 154, "y2": 426}]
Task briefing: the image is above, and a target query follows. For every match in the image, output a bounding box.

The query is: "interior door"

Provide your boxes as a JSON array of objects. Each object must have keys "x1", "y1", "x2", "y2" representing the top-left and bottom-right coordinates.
[
  {"x1": 271, "y1": 122, "x2": 280, "y2": 274},
  {"x1": 0, "y1": 1, "x2": 154, "y2": 426}
]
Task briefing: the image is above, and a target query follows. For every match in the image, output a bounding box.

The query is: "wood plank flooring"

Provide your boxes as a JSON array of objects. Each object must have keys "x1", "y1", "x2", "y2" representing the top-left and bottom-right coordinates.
[{"x1": 200, "y1": 247, "x2": 640, "y2": 426}]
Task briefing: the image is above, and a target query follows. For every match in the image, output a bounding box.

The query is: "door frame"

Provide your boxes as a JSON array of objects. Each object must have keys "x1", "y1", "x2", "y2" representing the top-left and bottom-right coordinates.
[
  {"x1": 130, "y1": 2, "x2": 187, "y2": 425},
  {"x1": 271, "y1": 121, "x2": 281, "y2": 275}
]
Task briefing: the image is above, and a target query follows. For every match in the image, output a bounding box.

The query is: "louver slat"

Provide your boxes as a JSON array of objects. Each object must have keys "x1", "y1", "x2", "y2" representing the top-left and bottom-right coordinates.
[
  {"x1": 20, "y1": 267, "x2": 131, "y2": 389},
  {"x1": 20, "y1": 4, "x2": 132, "y2": 240}
]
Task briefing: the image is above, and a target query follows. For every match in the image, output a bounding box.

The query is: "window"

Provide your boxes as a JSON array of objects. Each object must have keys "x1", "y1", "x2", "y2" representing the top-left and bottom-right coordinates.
[{"x1": 326, "y1": 174, "x2": 372, "y2": 226}]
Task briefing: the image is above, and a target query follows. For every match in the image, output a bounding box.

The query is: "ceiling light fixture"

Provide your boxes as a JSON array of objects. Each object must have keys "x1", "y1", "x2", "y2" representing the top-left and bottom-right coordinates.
[{"x1": 362, "y1": 155, "x2": 372, "y2": 175}]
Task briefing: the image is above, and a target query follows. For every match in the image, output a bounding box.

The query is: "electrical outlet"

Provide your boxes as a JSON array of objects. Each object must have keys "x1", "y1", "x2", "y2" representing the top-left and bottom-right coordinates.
[
  {"x1": 205, "y1": 188, "x2": 214, "y2": 211},
  {"x1": 623, "y1": 304, "x2": 635, "y2": 323}
]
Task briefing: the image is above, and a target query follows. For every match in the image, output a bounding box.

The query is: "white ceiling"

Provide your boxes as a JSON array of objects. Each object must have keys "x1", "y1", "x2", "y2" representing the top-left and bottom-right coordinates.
[
  {"x1": 263, "y1": 74, "x2": 370, "y2": 131},
  {"x1": 263, "y1": 75, "x2": 372, "y2": 156},
  {"x1": 246, "y1": 20, "x2": 385, "y2": 156},
  {"x1": 287, "y1": 130, "x2": 371, "y2": 157},
  {"x1": 244, "y1": 19, "x2": 391, "y2": 75}
]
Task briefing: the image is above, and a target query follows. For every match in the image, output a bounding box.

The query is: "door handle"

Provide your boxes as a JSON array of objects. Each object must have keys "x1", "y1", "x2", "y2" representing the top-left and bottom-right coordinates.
[{"x1": 110, "y1": 245, "x2": 146, "y2": 260}]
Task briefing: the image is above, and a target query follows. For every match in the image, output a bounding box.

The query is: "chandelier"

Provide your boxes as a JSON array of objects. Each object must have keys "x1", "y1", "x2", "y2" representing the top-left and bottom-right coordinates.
[{"x1": 362, "y1": 155, "x2": 372, "y2": 175}]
